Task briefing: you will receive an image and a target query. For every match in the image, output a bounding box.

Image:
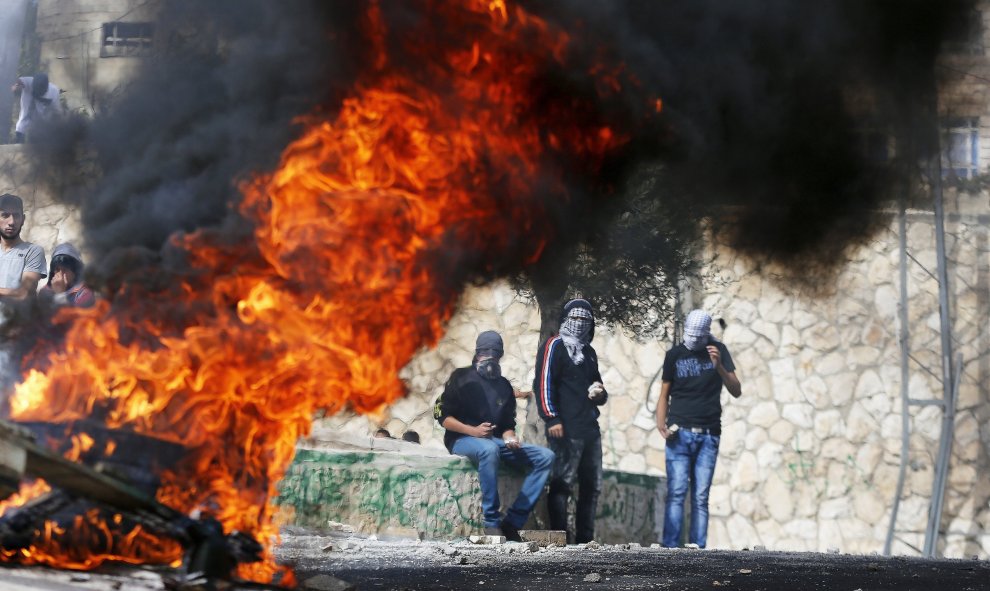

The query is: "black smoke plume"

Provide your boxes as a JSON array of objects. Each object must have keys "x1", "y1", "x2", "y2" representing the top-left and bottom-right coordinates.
[
  {"x1": 29, "y1": 0, "x2": 975, "y2": 297},
  {"x1": 526, "y1": 0, "x2": 975, "y2": 289}
]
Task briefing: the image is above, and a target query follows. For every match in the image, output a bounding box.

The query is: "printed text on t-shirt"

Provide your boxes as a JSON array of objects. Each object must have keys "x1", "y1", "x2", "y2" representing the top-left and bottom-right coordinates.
[{"x1": 675, "y1": 357, "x2": 713, "y2": 378}]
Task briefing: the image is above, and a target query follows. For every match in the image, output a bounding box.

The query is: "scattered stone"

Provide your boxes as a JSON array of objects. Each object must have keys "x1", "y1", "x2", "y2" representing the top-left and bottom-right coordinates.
[
  {"x1": 684, "y1": 543, "x2": 701, "y2": 550},
  {"x1": 522, "y1": 541, "x2": 540, "y2": 553},
  {"x1": 321, "y1": 542, "x2": 338, "y2": 552},
  {"x1": 326, "y1": 520, "x2": 356, "y2": 534},
  {"x1": 739, "y1": 569, "x2": 752, "y2": 574},
  {"x1": 301, "y1": 574, "x2": 357, "y2": 591},
  {"x1": 753, "y1": 545, "x2": 767, "y2": 551},
  {"x1": 111, "y1": 582, "x2": 123, "y2": 590},
  {"x1": 69, "y1": 574, "x2": 91, "y2": 582},
  {"x1": 628, "y1": 542, "x2": 642, "y2": 549},
  {"x1": 441, "y1": 546, "x2": 460, "y2": 557},
  {"x1": 827, "y1": 547, "x2": 840, "y2": 554},
  {"x1": 585, "y1": 541, "x2": 602, "y2": 550},
  {"x1": 650, "y1": 543, "x2": 662, "y2": 549},
  {"x1": 469, "y1": 535, "x2": 506, "y2": 545},
  {"x1": 520, "y1": 529, "x2": 567, "y2": 547},
  {"x1": 584, "y1": 573, "x2": 602, "y2": 582}
]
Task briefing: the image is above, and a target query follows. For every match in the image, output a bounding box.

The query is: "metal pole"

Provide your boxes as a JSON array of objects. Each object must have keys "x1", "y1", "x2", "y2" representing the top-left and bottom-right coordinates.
[
  {"x1": 922, "y1": 154, "x2": 956, "y2": 557},
  {"x1": 885, "y1": 199, "x2": 912, "y2": 556}
]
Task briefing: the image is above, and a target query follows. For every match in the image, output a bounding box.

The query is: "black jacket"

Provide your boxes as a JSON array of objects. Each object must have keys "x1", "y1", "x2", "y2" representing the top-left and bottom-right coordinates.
[
  {"x1": 533, "y1": 336, "x2": 607, "y2": 439},
  {"x1": 434, "y1": 367, "x2": 516, "y2": 453}
]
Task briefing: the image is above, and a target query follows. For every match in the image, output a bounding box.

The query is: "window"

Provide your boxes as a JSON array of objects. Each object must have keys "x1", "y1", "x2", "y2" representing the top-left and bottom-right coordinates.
[
  {"x1": 101, "y1": 22, "x2": 154, "y2": 57},
  {"x1": 941, "y1": 118, "x2": 980, "y2": 179}
]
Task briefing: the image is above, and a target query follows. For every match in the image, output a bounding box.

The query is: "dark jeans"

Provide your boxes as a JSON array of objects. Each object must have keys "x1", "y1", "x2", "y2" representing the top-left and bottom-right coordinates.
[
  {"x1": 547, "y1": 433, "x2": 602, "y2": 543},
  {"x1": 662, "y1": 430, "x2": 720, "y2": 548}
]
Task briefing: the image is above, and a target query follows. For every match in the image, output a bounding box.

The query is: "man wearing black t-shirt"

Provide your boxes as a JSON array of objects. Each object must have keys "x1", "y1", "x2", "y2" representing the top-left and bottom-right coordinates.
[
  {"x1": 436, "y1": 330, "x2": 555, "y2": 542},
  {"x1": 656, "y1": 309, "x2": 742, "y2": 548}
]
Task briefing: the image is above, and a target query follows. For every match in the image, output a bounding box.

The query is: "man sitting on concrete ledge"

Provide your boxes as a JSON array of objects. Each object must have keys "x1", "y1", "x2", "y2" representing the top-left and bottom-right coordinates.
[{"x1": 434, "y1": 330, "x2": 554, "y2": 542}]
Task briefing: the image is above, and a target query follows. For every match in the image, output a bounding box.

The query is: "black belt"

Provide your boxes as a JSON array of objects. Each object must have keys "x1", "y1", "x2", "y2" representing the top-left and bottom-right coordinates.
[{"x1": 684, "y1": 427, "x2": 720, "y2": 435}]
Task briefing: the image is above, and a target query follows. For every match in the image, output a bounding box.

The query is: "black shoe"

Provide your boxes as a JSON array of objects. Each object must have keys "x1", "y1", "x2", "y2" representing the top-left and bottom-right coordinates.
[{"x1": 500, "y1": 522, "x2": 523, "y2": 542}]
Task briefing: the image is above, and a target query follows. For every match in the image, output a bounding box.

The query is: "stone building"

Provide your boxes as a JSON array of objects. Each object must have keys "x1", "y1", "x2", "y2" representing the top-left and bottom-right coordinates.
[{"x1": 0, "y1": 0, "x2": 987, "y2": 558}]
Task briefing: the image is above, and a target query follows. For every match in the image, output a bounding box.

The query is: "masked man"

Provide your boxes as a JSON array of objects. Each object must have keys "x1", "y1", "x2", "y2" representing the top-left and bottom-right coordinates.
[
  {"x1": 656, "y1": 309, "x2": 742, "y2": 548},
  {"x1": 435, "y1": 330, "x2": 554, "y2": 542},
  {"x1": 534, "y1": 298, "x2": 608, "y2": 544},
  {"x1": 11, "y1": 74, "x2": 61, "y2": 143}
]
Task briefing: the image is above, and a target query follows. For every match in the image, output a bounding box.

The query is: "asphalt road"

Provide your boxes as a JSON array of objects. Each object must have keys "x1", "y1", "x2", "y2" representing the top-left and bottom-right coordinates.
[
  {"x1": 280, "y1": 533, "x2": 990, "y2": 591},
  {"x1": 1, "y1": 531, "x2": 987, "y2": 590}
]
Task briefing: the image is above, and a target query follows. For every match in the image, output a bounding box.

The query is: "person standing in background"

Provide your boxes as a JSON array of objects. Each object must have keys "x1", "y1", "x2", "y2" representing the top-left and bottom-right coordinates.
[
  {"x1": 535, "y1": 298, "x2": 608, "y2": 544},
  {"x1": 0, "y1": 194, "x2": 46, "y2": 300},
  {"x1": 39, "y1": 243, "x2": 95, "y2": 308},
  {"x1": 656, "y1": 309, "x2": 741, "y2": 549},
  {"x1": 11, "y1": 73, "x2": 62, "y2": 143}
]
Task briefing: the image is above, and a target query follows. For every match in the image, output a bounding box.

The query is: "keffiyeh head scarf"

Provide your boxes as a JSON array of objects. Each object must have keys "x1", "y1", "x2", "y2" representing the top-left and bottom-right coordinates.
[
  {"x1": 558, "y1": 299, "x2": 594, "y2": 364},
  {"x1": 682, "y1": 309, "x2": 712, "y2": 351}
]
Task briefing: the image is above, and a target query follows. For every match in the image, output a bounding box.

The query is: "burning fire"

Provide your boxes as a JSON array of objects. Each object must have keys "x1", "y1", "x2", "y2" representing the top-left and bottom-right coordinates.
[{"x1": 2, "y1": 0, "x2": 646, "y2": 582}]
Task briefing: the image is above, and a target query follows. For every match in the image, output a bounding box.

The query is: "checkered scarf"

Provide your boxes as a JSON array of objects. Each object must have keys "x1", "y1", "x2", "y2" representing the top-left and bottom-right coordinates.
[
  {"x1": 682, "y1": 309, "x2": 712, "y2": 351},
  {"x1": 559, "y1": 306, "x2": 593, "y2": 364}
]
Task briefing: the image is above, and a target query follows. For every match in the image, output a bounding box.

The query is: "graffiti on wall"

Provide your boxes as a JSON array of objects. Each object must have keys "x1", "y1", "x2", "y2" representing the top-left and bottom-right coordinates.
[
  {"x1": 780, "y1": 435, "x2": 875, "y2": 499},
  {"x1": 275, "y1": 448, "x2": 665, "y2": 542},
  {"x1": 275, "y1": 450, "x2": 483, "y2": 537}
]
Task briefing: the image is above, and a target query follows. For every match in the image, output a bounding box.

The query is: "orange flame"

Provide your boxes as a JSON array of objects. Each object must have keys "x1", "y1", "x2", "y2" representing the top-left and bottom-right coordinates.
[{"x1": 2, "y1": 0, "x2": 643, "y2": 582}]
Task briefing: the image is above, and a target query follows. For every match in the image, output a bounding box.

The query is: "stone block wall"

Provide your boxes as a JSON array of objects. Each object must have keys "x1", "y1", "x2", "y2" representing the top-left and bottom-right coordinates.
[{"x1": 320, "y1": 204, "x2": 989, "y2": 559}]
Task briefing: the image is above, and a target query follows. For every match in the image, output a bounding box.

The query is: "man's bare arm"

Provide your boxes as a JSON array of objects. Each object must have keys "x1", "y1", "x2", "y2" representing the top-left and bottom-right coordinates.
[
  {"x1": 442, "y1": 417, "x2": 492, "y2": 438},
  {"x1": 0, "y1": 271, "x2": 42, "y2": 300},
  {"x1": 655, "y1": 381, "x2": 673, "y2": 438},
  {"x1": 720, "y1": 370, "x2": 742, "y2": 398}
]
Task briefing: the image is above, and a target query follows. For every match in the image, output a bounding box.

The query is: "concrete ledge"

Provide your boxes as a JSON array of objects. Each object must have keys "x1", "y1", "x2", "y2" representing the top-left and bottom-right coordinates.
[
  {"x1": 302, "y1": 428, "x2": 451, "y2": 457},
  {"x1": 275, "y1": 444, "x2": 665, "y2": 544}
]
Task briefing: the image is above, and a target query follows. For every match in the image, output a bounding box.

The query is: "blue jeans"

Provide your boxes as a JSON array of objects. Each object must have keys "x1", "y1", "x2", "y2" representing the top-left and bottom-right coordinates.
[
  {"x1": 451, "y1": 436, "x2": 555, "y2": 529},
  {"x1": 662, "y1": 430, "x2": 720, "y2": 548}
]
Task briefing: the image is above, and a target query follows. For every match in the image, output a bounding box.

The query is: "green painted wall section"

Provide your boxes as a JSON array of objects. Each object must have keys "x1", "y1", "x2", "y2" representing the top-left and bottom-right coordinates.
[
  {"x1": 276, "y1": 449, "x2": 484, "y2": 537},
  {"x1": 275, "y1": 448, "x2": 665, "y2": 543}
]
